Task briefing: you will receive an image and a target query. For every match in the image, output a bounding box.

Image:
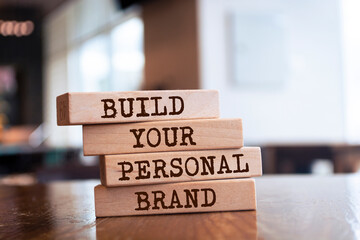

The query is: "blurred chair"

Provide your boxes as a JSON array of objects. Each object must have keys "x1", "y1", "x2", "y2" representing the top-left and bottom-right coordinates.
[{"x1": 262, "y1": 144, "x2": 360, "y2": 174}]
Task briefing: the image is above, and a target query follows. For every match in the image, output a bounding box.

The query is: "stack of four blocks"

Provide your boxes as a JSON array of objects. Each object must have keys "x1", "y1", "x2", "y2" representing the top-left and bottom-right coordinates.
[{"x1": 56, "y1": 90, "x2": 262, "y2": 217}]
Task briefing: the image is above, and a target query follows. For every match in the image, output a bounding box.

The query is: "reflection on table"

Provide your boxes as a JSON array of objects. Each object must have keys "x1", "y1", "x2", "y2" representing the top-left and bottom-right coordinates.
[{"x1": 0, "y1": 175, "x2": 359, "y2": 239}]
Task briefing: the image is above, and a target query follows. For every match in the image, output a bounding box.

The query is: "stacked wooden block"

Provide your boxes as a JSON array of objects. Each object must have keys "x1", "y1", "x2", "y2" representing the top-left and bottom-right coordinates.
[{"x1": 56, "y1": 90, "x2": 262, "y2": 217}]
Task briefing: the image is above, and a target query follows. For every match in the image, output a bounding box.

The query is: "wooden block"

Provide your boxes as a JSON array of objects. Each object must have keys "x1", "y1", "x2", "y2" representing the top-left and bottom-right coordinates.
[
  {"x1": 83, "y1": 118, "x2": 243, "y2": 155},
  {"x1": 100, "y1": 147, "x2": 262, "y2": 187},
  {"x1": 95, "y1": 178, "x2": 256, "y2": 217},
  {"x1": 56, "y1": 90, "x2": 219, "y2": 125}
]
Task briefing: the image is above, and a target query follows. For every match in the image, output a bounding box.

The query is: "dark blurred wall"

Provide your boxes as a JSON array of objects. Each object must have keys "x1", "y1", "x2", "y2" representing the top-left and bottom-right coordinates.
[
  {"x1": 0, "y1": 7, "x2": 43, "y2": 125},
  {"x1": 142, "y1": 0, "x2": 200, "y2": 90}
]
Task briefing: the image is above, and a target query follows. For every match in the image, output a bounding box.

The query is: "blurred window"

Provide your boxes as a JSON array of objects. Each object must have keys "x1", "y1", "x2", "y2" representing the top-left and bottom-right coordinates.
[
  {"x1": 80, "y1": 34, "x2": 110, "y2": 92},
  {"x1": 44, "y1": 0, "x2": 143, "y2": 146},
  {"x1": 77, "y1": 17, "x2": 144, "y2": 92},
  {"x1": 111, "y1": 18, "x2": 144, "y2": 91}
]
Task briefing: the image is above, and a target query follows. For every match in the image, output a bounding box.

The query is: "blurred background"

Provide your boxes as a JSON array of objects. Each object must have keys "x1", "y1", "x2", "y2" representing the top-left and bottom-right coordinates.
[{"x1": 0, "y1": 0, "x2": 359, "y2": 185}]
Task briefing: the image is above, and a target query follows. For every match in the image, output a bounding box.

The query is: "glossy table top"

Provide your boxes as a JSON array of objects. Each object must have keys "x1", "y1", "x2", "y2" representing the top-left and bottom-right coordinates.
[{"x1": 0, "y1": 175, "x2": 359, "y2": 240}]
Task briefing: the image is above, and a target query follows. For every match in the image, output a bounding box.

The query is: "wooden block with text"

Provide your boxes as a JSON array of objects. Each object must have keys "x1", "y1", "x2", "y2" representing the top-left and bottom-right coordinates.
[
  {"x1": 100, "y1": 147, "x2": 262, "y2": 187},
  {"x1": 95, "y1": 178, "x2": 256, "y2": 217},
  {"x1": 83, "y1": 118, "x2": 243, "y2": 155},
  {"x1": 57, "y1": 90, "x2": 219, "y2": 125}
]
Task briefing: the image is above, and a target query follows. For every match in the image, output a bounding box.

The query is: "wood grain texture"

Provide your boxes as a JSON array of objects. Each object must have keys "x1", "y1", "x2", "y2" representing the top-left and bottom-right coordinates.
[
  {"x1": 56, "y1": 90, "x2": 219, "y2": 125},
  {"x1": 83, "y1": 118, "x2": 243, "y2": 156},
  {"x1": 96, "y1": 210, "x2": 257, "y2": 240},
  {"x1": 95, "y1": 178, "x2": 256, "y2": 217},
  {"x1": 1, "y1": 176, "x2": 360, "y2": 239},
  {"x1": 100, "y1": 147, "x2": 262, "y2": 187}
]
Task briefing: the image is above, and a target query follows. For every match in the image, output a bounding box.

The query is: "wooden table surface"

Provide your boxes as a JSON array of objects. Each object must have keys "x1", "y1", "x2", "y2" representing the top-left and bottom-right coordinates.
[{"x1": 0, "y1": 175, "x2": 359, "y2": 240}]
